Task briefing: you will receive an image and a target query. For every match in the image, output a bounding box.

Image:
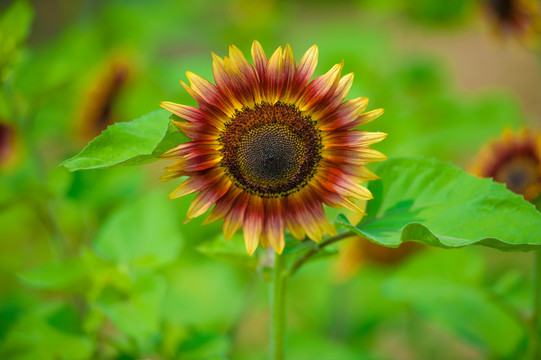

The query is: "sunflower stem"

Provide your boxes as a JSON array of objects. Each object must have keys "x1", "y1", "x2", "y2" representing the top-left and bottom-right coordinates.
[
  {"x1": 269, "y1": 250, "x2": 287, "y2": 360},
  {"x1": 529, "y1": 249, "x2": 541, "y2": 359},
  {"x1": 289, "y1": 231, "x2": 355, "y2": 277}
]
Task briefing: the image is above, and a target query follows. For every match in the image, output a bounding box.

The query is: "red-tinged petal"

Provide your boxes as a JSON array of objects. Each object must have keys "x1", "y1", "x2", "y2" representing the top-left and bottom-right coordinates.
[
  {"x1": 203, "y1": 186, "x2": 242, "y2": 224},
  {"x1": 159, "y1": 140, "x2": 217, "y2": 159},
  {"x1": 159, "y1": 170, "x2": 187, "y2": 182},
  {"x1": 317, "y1": 97, "x2": 368, "y2": 131},
  {"x1": 322, "y1": 130, "x2": 363, "y2": 146},
  {"x1": 187, "y1": 177, "x2": 232, "y2": 219},
  {"x1": 335, "y1": 73, "x2": 354, "y2": 103},
  {"x1": 286, "y1": 214, "x2": 306, "y2": 240},
  {"x1": 352, "y1": 148, "x2": 387, "y2": 162},
  {"x1": 264, "y1": 197, "x2": 286, "y2": 254},
  {"x1": 180, "y1": 80, "x2": 232, "y2": 125},
  {"x1": 212, "y1": 53, "x2": 245, "y2": 110},
  {"x1": 251, "y1": 40, "x2": 268, "y2": 82},
  {"x1": 186, "y1": 72, "x2": 235, "y2": 120},
  {"x1": 323, "y1": 130, "x2": 387, "y2": 149},
  {"x1": 159, "y1": 141, "x2": 220, "y2": 159},
  {"x1": 305, "y1": 195, "x2": 337, "y2": 237},
  {"x1": 168, "y1": 168, "x2": 222, "y2": 198},
  {"x1": 317, "y1": 169, "x2": 373, "y2": 200},
  {"x1": 323, "y1": 148, "x2": 386, "y2": 166},
  {"x1": 287, "y1": 192, "x2": 323, "y2": 242},
  {"x1": 306, "y1": 72, "x2": 354, "y2": 120},
  {"x1": 347, "y1": 108, "x2": 385, "y2": 128},
  {"x1": 357, "y1": 131, "x2": 387, "y2": 147},
  {"x1": 309, "y1": 181, "x2": 366, "y2": 214},
  {"x1": 160, "y1": 101, "x2": 223, "y2": 128},
  {"x1": 229, "y1": 45, "x2": 261, "y2": 103},
  {"x1": 243, "y1": 195, "x2": 264, "y2": 255},
  {"x1": 223, "y1": 191, "x2": 250, "y2": 240},
  {"x1": 290, "y1": 45, "x2": 318, "y2": 101},
  {"x1": 172, "y1": 120, "x2": 220, "y2": 140},
  {"x1": 322, "y1": 161, "x2": 379, "y2": 182},
  {"x1": 165, "y1": 153, "x2": 221, "y2": 172},
  {"x1": 259, "y1": 233, "x2": 270, "y2": 250},
  {"x1": 297, "y1": 62, "x2": 343, "y2": 112},
  {"x1": 264, "y1": 46, "x2": 284, "y2": 103},
  {"x1": 280, "y1": 44, "x2": 297, "y2": 102},
  {"x1": 224, "y1": 56, "x2": 256, "y2": 106}
]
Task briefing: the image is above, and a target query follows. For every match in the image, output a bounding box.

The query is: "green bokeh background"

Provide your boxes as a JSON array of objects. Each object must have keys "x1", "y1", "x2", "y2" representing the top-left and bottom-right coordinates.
[{"x1": 1, "y1": 0, "x2": 540, "y2": 359}]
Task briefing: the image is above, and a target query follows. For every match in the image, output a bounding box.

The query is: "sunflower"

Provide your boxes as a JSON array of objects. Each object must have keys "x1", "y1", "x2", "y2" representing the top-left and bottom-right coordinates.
[
  {"x1": 78, "y1": 58, "x2": 130, "y2": 141},
  {"x1": 334, "y1": 236, "x2": 422, "y2": 282},
  {"x1": 160, "y1": 41, "x2": 386, "y2": 255},
  {"x1": 0, "y1": 121, "x2": 16, "y2": 168},
  {"x1": 483, "y1": 0, "x2": 541, "y2": 41},
  {"x1": 470, "y1": 129, "x2": 541, "y2": 201}
]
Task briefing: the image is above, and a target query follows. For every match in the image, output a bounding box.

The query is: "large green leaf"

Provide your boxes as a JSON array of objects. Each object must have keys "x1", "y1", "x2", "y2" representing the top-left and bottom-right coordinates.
[
  {"x1": 338, "y1": 157, "x2": 541, "y2": 251},
  {"x1": 383, "y1": 249, "x2": 523, "y2": 357},
  {"x1": 93, "y1": 190, "x2": 182, "y2": 268},
  {"x1": 61, "y1": 110, "x2": 186, "y2": 171}
]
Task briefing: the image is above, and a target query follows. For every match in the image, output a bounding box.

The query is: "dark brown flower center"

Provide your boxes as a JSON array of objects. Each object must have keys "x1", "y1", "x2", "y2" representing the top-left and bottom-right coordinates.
[
  {"x1": 219, "y1": 102, "x2": 322, "y2": 198},
  {"x1": 494, "y1": 156, "x2": 540, "y2": 195},
  {"x1": 488, "y1": 0, "x2": 514, "y2": 21}
]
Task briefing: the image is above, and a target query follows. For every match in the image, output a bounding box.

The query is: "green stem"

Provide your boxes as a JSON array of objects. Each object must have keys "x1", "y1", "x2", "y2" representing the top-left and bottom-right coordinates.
[
  {"x1": 289, "y1": 231, "x2": 355, "y2": 277},
  {"x1": 269, "y1": 250, "x2": 287, "y2": 360},
  {"x1": 530, "y1": 249, "x2": 541, "y2": 359}
]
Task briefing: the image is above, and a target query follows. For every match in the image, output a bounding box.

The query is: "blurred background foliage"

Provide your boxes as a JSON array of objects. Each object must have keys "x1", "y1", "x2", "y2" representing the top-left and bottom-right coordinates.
[{"x1": 0, "y1": 0, "x2": 540, "y2": 359}]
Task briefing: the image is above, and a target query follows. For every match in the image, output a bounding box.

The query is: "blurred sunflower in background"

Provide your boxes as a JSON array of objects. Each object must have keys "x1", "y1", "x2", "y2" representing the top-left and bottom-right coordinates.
[
  {"x1": 470, "y1": 129, "x2": 541, "y2": 201},
  {"x1": 483, "y1": 0, "x2": 541, "y2": 43},
  {"x1": 0, "y1": 122, "x2": 16, "y2": 168},
  {"x1": 78, "y1": 57, "x2": 131, "y2": 141},
  {"x1": 160, "y1": 41, "x2": 386, "y2": 255},
  {"x1": 335, "y1": 237, "x2": 423, "y2": 282}
]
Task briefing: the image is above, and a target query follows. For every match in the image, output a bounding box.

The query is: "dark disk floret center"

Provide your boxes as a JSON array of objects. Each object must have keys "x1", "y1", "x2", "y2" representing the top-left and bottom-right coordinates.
[{"x1": 219, "y1": 102, "x2": 322, "y2": 197}]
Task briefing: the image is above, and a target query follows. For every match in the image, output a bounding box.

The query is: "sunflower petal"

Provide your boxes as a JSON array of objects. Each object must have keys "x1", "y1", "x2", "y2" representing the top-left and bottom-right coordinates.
[
  {"x1": 243, "y1": 195, "x2": 264, "y2": 255},
  {"x1": 265, "y1": 198, "x2": 286, "y2": 254},
  {"x1": 186, "y1": 178, "x2": 231, "y2": 219}
]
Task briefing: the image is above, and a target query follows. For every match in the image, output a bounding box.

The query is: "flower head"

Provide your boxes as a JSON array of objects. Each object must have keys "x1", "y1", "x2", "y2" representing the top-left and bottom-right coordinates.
[
  {"x1": 78, "y1": 58, "x2": 130, "y2": 140},
  {"x1": 161, "y1": 42, "x2": 386, "y2": 255},
  {"x1": 0, "y1": 122, "x2": 15, "y2": 167},
  {"x1": 471, "y1": 129, "x2": 541, "y2": 201},
  {"x1": 483, "y1": 0, "x2": 541, "y2": 43}
]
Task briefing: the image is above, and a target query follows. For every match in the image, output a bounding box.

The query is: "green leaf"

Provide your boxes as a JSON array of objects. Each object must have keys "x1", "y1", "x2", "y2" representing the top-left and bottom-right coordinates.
[
  {"x1": 338, "y1": 157, "x2": 541, "y2": 251},
  {"x1": 162, "y1": 262, "x2": 243, "y2": 327},
  {"x1": 18, "y1": 259, "x2": 88, "y2": 291},
  {"x1": 197, "y1": 234, "x2": 258, "y2": 270},
  {"x1": 93, "y1": 190, "x2": 182, "y2": 268},
  {"x1": 383, "y1": 249, "x2": 522, "y2": 356},
  {"x1": 1, "y1": 302, "x2": 93, "y2": 360},
  {"x1": 0, "y1": 0, "x2": 34, "y2": 80},
  {"x1": 61, "y1": 110, "x2": 187, "y2": 171},
  {"x1": 0, "y1": 0, "x2": 33, "y2": 44},
  {"x1": 98, "y1": 274, "x2": 167, "y2": 348}
]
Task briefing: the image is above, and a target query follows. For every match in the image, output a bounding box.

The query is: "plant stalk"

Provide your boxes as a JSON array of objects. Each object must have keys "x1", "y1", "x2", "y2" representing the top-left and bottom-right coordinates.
[
  {"x1": 269, "y1": 250, "x2": 287, "y2": 360},
  {"x1": 530, "y1": 249, "x2": 541, "y2": 359}
]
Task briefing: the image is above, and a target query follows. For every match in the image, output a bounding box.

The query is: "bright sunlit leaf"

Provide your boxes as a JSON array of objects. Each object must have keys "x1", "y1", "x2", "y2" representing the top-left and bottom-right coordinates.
[
  {"x1": 61, "y1": 109, "x2": 186, "y2": 171},
  {"x1": 338, "y1": 157, "x2": 541, "y2": 251}
]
